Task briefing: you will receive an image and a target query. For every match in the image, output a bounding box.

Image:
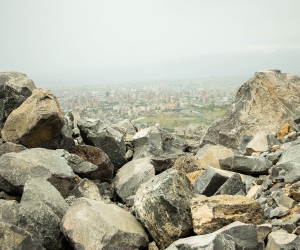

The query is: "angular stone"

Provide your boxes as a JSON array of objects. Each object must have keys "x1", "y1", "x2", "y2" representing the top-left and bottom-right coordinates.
[
  {"x1": 68, "y1": 145, "x2": 114, "y2": 182},
  {"x1": 113, "y1": 157, "x2": 155, "y2": 202},
  {"x1": 112, "y1": 119, "x2": 137, "y2": 141},
  {"x1": 0, "y1": 199, "x2": 20, "y2": 225},
  {"x1": 195, "y1": 144, "x2": 234, "y2": 169},
  {"x1": 78, "y1": 119, "x2": 127, "y2": 170},
  {"x1": 61, "y1": 198, "x2": 148, "y2": 250},
  {"x1": 70, "y1": 178, "x2": 103, "y2": 201},
  {"x1": 2, "y1": 89, "x2": 65, "y2": 148},
  {"x1": 134, "y1": 169, "x2": 194, "y2": 249},
  {"x1": 166, "y1": 221, "x2": 263, "y2": 250},
  {"x1": 220, "y1": 154, "x2": 272, "y2": 175},
  {"x1": 0, "y1": 72, "x2": 36, "y2": 129},
  {"x1": 266, "y1": 230, "x2": 300, "y2": 250},
  {"x1": 214, "y1": 173, "x2": 246, "y2": 195},
  {"x1": 18, "y1": 178, "x2": 69, "y2": 250},
  {"x1": 201, "y1": 71, "x2": 300, "y2": 150},
  {"x1": 266, "y1": 149, "x2": 284, "y2": 165},
  {"x1": 191, "y1": 195, "x2": 263, "y2": 235},
  {"x1": 257, "y1": 224, "x2": 272, "y2": 244},
  {"x1": 0, "y1": 148, "x2": 77, "y2": 197},
  {"x1": 0, "y1": 142, "x2": 27, "y2": 154},
  {"x1": 270, "y1": 207, "x2": 290, "y2": 218},
  {"x1": 246, "y1": 131, "x2": 279, "y2": 155},
  {"x1": 0, "y1": 221, "x2": 45, "y2": 250}
]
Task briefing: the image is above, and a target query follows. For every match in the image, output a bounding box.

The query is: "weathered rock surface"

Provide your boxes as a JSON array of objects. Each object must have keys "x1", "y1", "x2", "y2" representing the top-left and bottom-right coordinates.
[
  {"x1": 134, "y1": 169, "x2": 194, "y2": 249},
  {"x1": 68, "y1": 145, "x2": 114, "y2": 182},
  {"x1": 0, "y1": 141, "x2": 27, "y2": 154},
  {"x1": 201, "y1": 70, "x2": 300, "y2": 150},
  {"x1": 246, "y1": 131, "x2": 279, "y2": 155},
  {"x1": 70, "y1": 178, "x2": 103, "y2": 201},
  {"x1": 0, "y1": 221, "x2": 45, "y2": 250},
  {"x1": 0, "y1": 199, "x2": 20, "y2": 225},
  {"x1": 112, "y1": 119, "x2": 137, "y2": 141},
  {"x1": 61, "y1": 197, "x2": 149, "y2": 250},
  {"x1": 78, "y1": 119, "x2": 127, "y2": 170},
  {"x1": 266, "y1": 229, "x2": 300, "y2": 250},
  {"x1": 220, "y1": 154, "x2": 272, "y2": 175},
  {"x1": 191, "y1": 195, "x2": 263, "y2": 235},
  {"x1": 17, "y1": 178, "x2": 69, "y2": 250},
  {"x1": 166, "y1": 221, "x2": 263, "y2": 250},
  {"x1": 113, "y1": 157, "x2": 155, "y2": 202},
  {"x1": 0, "y1": 72, "x2": 36, "y2": 129},
  {"x1": 0, "y1": 148, "x2": 77, "y2": 197},
  {"x1": 1, "y1": 88, "x2": 65, "y2": 148}
]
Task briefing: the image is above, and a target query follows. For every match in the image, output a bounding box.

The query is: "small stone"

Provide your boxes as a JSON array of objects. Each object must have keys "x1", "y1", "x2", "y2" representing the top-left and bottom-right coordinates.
[{"x1": 270, "y1": 207, "x2": 290, "y2": 218}]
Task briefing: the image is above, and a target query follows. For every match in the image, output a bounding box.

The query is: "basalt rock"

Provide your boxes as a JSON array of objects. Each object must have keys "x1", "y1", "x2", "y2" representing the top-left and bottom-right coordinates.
[{"x1": 201, "y1": 70, "x2": 300, "y2": 150}]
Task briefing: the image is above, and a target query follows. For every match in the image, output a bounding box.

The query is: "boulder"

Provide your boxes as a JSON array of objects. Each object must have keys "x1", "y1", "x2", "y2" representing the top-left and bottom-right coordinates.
[
  {"x1": 60, "y1": 198, "x2": 149, "y2": 250},
  {"x1": 246, "y1": 131, "x2": 279, "y2": 155},
  {"x1": 0, "y1": 199, "x2": 20, "y2": 225},
  {"x1": 195, "y1": 144, "x2": 234, "y2": 169},
  {"x1": 17, "y1": 178, "x2": 69, "y2": 250},
  {"x1": 70, "y1": 178, "x2": 103, "y2": 201},
  {"x1": 220, "y1": 154, "x2": 272, "y2": 175},
  {"x1": 201, "y1": 70, "x2": 300, "y2": 150},
  {"x1": 0, "y1": 221, "x2": 45, "y2": 250},
  {"x1": 166, "y1": 221, "x2": 263, "y2": 250},
  {"x1": 0, "y1": 148, "x2": 78, "y2": 197},
  {"x1": 112, "y1": 119, "x2": 137, "y2": 141},
  {"x1": 68, "y1": 145, "x2": 114, "y2": 182},
  {"x1": 78, "y1": 119, "x2": 127, "y2": 170},
  {"x1": 266, "y1": 230, "x2": 300, "y2": 250},
  {"x1": 191, "y1": 195, "x2": 263, "y2": 235},
  {"x1": 1, "y1": 88, "x2": 65, "y2": 148},
  {"x1": 113, "y1": 157, "x2": 155, "y2": 203},
  {"x1": 0, "y1": 72, "x2": 36, "y2": 129},
  {"x1": 134, "y1": 169, "x2": 194, "y2": 249}
]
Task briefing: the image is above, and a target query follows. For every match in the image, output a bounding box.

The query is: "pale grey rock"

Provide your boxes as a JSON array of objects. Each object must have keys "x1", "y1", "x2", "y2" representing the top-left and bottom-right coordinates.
[
  {"x1": 0, "y1": 199, "x2": 20, "y2": 225},
  {"x1": 0, "y1": 142, "x2": 27, "y2": 154},
  {"x1": 70, "y1": 178, "x2": 103, "y2": 201},
  {"x1": 266, "y1": 230, "x2": 300, "y2": 250},
  {"x1": 246, "y1": 131, "x2": 279, "y2": 155},
  {"x1": 112, "y1": 119, "x2": 137, "y2": 141}
]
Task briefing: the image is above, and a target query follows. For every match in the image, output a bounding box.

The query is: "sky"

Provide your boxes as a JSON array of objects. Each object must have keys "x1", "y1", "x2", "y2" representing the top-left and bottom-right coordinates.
[{"x1": 1, "y1": 1, "x2": 300, "y2": 86}]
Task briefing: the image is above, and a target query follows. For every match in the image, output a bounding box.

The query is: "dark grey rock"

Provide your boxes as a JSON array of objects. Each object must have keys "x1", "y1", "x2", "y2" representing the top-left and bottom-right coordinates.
[
  {"x1": 266, "y1": 149, "x2": 284, "y2": 165},
  {"x1": 282, "y1": 220, "x2": 296, "y2": 233},
  {"x1": 214, "y1": 173, "x2": 246, "y2": 195},
  {"x1": 294, "y1": 106, "x2": 300, "y2": 124}
]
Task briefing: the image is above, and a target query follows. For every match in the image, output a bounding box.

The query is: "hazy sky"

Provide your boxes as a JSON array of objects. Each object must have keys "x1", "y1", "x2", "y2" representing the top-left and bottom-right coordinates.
[{"x1": 1, "y1": 1, "x2": 300, "y2": 85}]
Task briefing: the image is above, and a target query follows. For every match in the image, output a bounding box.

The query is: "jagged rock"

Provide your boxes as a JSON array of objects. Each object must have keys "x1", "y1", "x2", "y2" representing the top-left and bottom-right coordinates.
[
  {"x1": 0, "y1": 142, "x2": 27, "y2": 154},
  {"x1": 1, "y1": 88, "x2": 67, "y2": 149},
  {"x1": 195, "y1": 144, "x2": 234, "y2": 169},
  {"x1": 294, "y1": 106, "x2": 300, "y2": 124},
  {"x1": 270, "y1": 207, "x2": 290, "y2": 218},
  {"x1": 0, "y1": 221, "x2": 45, "y2": 250},
  {"x1": 70, "y1": 178, "x2": 103, "y2": 201},
  {"x1": 18, "y1": 178, "x2": 69, "y2": 250},
  {"x1": 182, "y1": 123, "x2": 207, "y2": 141},
  {"x1": 220, "y1": 154, "x2": 272, "y2": 175},
  {"x1": 246, "y1": 131, "x2": 279, "y2": 155},
  {"x1": 68, "y1": 145, "x2": 114, "y2": 182},
  {"x1": 214, "y1": 173, "x2": 245, "y2": 195},
  {"x1": 134, "y1": 169, "x2": 194, "y2": 249},
  {"x1": 152, "y1": 154, "x2": 180, "y2": 173},
  {"x1": 61, "y1": 198, "x2": 149, "y2": 249},
  {"x1": 194, "y1": 166, "x2": 245, "y2": 196},
  {"x1": 112, "y1": 119, "x2": 137, "y2": 141},
  {"x1": 266, "y1": 230, "x2": 300, "y2": 250},
  {"x1": 78, "y1": 119, "x2": 127, "y2": 170},
  {"x1": 266, "y1": 149, "x2": 284, "y2": 165},
  {"x1": 0, "y1": 72, "x2": 36, "y2": 129},
  {"x1": 0, "y1": 148, "x2": 78, "y2": 197},
  {"x1": 276, "y1": 122, "x2": 294, "y2": 138},
  {"x1": 113, "y1": 157, "x2": 155, "y2": 203},
  {"x1": 0, "y1": 200, "x2": 20, "y2": 225},
  {"x1": 166, "y1": 221, "x2": 263, "y2": 250},
  {"x1": 191, "y1": 195, "x2": 263, "y2": 235},
  {"x1": 201, "y1": 70, "x2": 300, "y2": 150},
  {"x1": 272, "y1": 191, "x2": 297, "y2": 209},
  {"x1": 257, "y1": 224, "x2": 272, "y2": 244}
]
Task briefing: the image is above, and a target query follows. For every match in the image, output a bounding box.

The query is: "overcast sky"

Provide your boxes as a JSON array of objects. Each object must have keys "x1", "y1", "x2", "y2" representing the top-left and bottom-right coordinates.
[{"x1": 1, "y1": 1, "x2": 300, "y2": 85}]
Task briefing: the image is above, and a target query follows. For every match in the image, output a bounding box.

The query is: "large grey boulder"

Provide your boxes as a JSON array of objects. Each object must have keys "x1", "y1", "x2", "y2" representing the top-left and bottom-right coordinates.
[
  {"x1": 266, "y1": 230, "x2": 300, "y2": 250},
  {"x1": 0, "y1": 221, "x2": 45, "y2": 250},
  {"x1": 17, "y1": 178, "x2": 69, "y2": 250},
  {"x1": 78, "y1": 119, "x2": 127, "y2": 170},
  {"x1": 166, "y1": 221, "x2": 263, "y2": 250},
  {"x1": 201, "y1": 70, "x2": 300, "y2": 150},
  {"x1": 113, "y1": 157, "x2": 155, "y2": 203},
  {"x1": 0, "y1": 199, "x2": 20, "y2": 225},
  {"x1": 134, "y1": 169, "x2": 194, "y2": 249},
  {"x1": 0, "y1": 72, "x2": 36, "y2": 129},
  {"x1": 0, "y1": 148, "x2": 78, "y2": 197},
  {"x1": 219, "y1": 154, "x2": 272, "y2": 175},
  {"x1": 61, "y1": 198, "x2": 149, "y2": 250}
]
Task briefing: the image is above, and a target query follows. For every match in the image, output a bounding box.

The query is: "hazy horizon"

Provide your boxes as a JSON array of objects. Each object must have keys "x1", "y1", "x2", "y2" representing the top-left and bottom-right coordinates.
[{"x1": 1, "y1": 1, "x2": 300, "y2": 86}]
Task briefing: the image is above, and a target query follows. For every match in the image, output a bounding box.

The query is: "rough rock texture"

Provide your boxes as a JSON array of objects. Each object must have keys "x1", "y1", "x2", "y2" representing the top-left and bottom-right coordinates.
[
  {"x1": 70, "y1": 178, "x2": 103, "y2": 201},
  {"x1": 78, "y1": 119, "x2": 127, "y2": 170},
  {"x1": 191, "y1": 195, "x2": 263, "y2": 235},
  {"x1": 1, "y1": 88, "x2": 65, "y2": 148},
  {"x1": 220, "y1": 154, "x2": 272, "y2": 175},
  {"x1": 0, "y1": 72, "x2": 36, "y2": 129},
  {"x1": 134, "y1": 169, "x2": 194, "y2": 249},
  {"x1": 0, "y1": 199, "x2": 20, "y2": 225},
  {"x1": 166, "y1": 221, "x2": 263, "y2": 250},
  {"x1": 266, "y1": 229, "x2": 300, "y2": 250},
  {"x1": 112, "y1": 119, "x2": 137, "y2": 141},
  {"x1": 68, "y1": 145, "x2": 114, "y2": 182},
  {"x1": 113, "y1": 157, "x2": 155, "y2": 202},
  {"x1": 0, "y1": 148, "x2": 77, "y2": 197},
  {"x1": 0, "y1": 141, "x2": 27, "y2": 154},
  {"x1": 246, "y1": 131, "x2": 279, "y2": 155},
  {"x1": 201, "y1": 70, "x2": 300, "y2": 150},
  {"x1": 61, "y1": 198, "x2": 149, "y2": 250},
  {"x1": 17, "y1": 178, "x2": 69, "y2": 250},
  {"x1": 0, "y1": 221, "x2": 45, "y2": 250},
  {"x1": 195, "y1": 144, "x2": 234, "y2": 169}
]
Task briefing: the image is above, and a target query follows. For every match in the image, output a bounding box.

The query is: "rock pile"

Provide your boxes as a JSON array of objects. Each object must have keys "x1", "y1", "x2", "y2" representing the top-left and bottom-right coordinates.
[{"x1": 1, "y1": 70, "x2": 300, "y2": 249}]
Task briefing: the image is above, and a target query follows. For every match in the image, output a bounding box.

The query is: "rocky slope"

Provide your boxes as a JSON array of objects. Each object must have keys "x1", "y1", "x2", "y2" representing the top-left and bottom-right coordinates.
[{"x1": 1, "y1": 71, "x2": 300, "y2": 249}]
